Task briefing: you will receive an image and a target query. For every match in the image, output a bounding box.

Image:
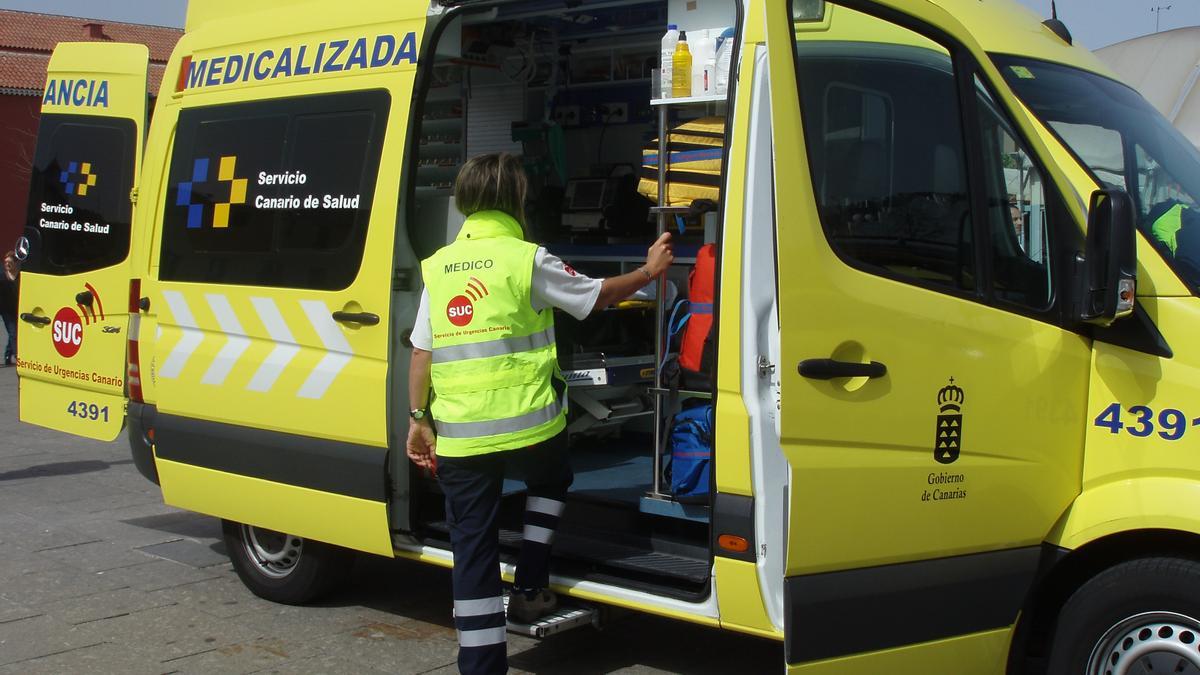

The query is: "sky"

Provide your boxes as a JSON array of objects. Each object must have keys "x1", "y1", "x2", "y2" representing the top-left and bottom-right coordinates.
[{"x1": 0, "y1": 0, "x2": 1197, "y2": 49}]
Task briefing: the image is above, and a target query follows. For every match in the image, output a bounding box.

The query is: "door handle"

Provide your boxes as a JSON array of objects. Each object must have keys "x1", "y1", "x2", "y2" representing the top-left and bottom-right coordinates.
[
  {"x1": 798, "y1": 358, "x2": 887, "y2": 380},
  {"x1": 20, "y1": 313, "x2": 51, "y2": 327},
  {"x1": 76, "y1": 290, "x2": 94, "y2": 306},
  {"x1": 332, "y1": 311, "x2": 380, "y2": 326},
  {"x1": 138, "y1": 297, "x2": 150, "y2": 312}
]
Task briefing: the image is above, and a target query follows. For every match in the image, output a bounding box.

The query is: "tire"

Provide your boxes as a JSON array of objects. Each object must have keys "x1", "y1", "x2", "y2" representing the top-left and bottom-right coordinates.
[
  {"x1": 222, "y1": 519, "x2": 353, "y2": 605},
  {"x1": 1047, "y1": 557, "x2": 1200, "y2": 675}
]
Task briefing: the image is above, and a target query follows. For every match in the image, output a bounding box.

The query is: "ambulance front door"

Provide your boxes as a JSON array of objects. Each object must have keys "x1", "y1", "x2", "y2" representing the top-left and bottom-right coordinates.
[
  {"x1": 17, "y1": 43, "x2": 148, "y2": 440},
  {"x1": 765, "y1": 0, "x2": 1092, "y2": 669}
]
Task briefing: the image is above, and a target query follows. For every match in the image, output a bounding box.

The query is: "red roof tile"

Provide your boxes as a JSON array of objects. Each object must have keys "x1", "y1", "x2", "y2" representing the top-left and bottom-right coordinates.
[
  {"x1": 0, "y1": 10, "x2": 179, "y2": 95},
  {"x1": 0, "y1": 10, "x2": 181, "y2": 63},
  {"x1": 0, "y1": 51, "x2": 46, "y2": 92}
]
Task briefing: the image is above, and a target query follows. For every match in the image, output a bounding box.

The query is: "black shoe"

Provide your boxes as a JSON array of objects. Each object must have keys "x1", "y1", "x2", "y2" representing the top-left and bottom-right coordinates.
[{"x1": 508, "y1": 589, "x2": 557, "y2": 623}]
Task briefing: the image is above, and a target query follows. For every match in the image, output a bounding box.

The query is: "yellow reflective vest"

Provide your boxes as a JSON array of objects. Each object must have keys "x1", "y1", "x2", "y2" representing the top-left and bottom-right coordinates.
[{"x1": 421, "y1": 210, "x2": 566, "y2": 457}]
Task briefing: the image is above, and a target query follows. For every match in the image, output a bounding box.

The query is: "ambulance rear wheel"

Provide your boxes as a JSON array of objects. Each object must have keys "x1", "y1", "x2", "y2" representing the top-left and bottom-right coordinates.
[
  {"x1": 1047, "y1": 557, "x2": 1200, "y2": 675},
  {"x1": 222, "y1": 520, "x2": 352, "y2": 605}
]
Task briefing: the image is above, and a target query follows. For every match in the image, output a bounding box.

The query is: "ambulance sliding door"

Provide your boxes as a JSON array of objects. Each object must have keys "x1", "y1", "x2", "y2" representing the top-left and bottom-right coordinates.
[
  {"x1": 150, "y1": 86, "x2": 400, "y2": 557},
  {"x1": 767, "y1": 0, "x2": 1090, "y2": 670},
  {"x1": 17, "y1": 43, "x2": 147, "y2": 440}
]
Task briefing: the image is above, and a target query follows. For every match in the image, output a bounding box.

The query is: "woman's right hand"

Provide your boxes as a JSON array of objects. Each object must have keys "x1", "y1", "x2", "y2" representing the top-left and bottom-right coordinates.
[{"x1": 645, "y1": 232, "x2": 675, "y2": 277}]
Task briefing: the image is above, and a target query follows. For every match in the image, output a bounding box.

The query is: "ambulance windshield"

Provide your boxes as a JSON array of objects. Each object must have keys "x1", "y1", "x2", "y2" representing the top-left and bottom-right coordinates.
[{"x1": 995, "y1": 56, "x2": 1200, "y2": 293}]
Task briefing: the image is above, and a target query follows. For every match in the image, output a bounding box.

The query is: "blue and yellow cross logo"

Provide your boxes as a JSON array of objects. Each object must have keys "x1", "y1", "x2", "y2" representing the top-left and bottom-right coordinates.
[
  {"x1": 176, "y1": 156, "x2": 249, "y2": 229},
  {"x1": 60, "y1": 162, "x2": 97, "y2": 196}
]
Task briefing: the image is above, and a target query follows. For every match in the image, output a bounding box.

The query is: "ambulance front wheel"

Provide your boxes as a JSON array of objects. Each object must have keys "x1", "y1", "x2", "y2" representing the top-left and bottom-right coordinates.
[
  {"x1": 222, "y1": 520, "x2": 353, "y2": 605},
  {"x1": 1047, "y1": 557, "x2": 1200, "y2": 675}
]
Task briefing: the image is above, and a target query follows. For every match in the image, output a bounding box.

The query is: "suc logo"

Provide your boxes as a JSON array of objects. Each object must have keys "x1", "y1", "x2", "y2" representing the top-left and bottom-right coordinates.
[
  {"x1": 446, "y1": 295, "x2": 474, "y2": 327},
  {"x1": 52, "y1": 307, "x2": 84, "y2": 358},
  {"x1": 445, "y1": 276, "x2": 490, "y2": 327}
]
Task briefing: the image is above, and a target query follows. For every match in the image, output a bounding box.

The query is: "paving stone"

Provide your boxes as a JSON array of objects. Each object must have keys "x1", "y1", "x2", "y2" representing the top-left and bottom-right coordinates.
[
  {"x1": 152, "y1": 577, "x2": 277, "y2": 620},
  {"x1": 0, "y1": 599, "x2": 40, "y2": 626},
  {"x1": 228, "y1": 603, "x2": 403, "y2": 644},
  {"x1": 250, "y1": 653, "x2": 397, "y2": 675},
  {"x1": 38, "y1": 586, "x2": 178, "y2": 626},
  {"x1": 94, "y1": 603, "x2": 250, "y2": 664},
  {"x1": 39, "y1": 537, "x2": 157, "y2": 573},
  {"x1": 138, "y1": 538, "x2": 229, "y2": 568},
  {"x1": 0, "y1": 640, "x2": 163, "y2": 675},
  {"x1": 0, "y1": 564, "x2": 129, "y2": 607},
  {"x1": 120, "y1": 511, "x2": 223, "y2": 542},
  {"x1": 100, "y1": 558, "x2": 225, "y2": 593},
  {"x1": 0, "y1": 613, "x2": 107, "y2": 667},
  {"x1": 0, "y1": 514, "x2": 99, "y2": 553},
  {"x1": 153, "y1": 636, "x2": 317, "y2": 674},
  {"x1": 0, "y1": 543, "x2": 79, "y2": 582},
  {"x1": 308, "y1": 623, "x2": 461, "y2": 674}
]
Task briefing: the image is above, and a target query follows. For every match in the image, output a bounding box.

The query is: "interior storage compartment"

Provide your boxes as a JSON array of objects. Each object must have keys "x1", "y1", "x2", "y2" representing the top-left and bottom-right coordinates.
[{"x1": 407, "y1": 0, "x2": 736, "y2": 598}]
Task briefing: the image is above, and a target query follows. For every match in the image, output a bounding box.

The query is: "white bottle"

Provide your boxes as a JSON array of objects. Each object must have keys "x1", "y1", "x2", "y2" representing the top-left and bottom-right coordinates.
[
  {"x1": 660, "y1": 24, "x2": 679, "y2": 99},
  {"x1": 714, "y1": 27, "x2": 735, "y2": 95},
  {"x1": 703, "y1": 55, "x2": 716, "y2": 95},
  {"x1": 691, "y1": 34, "x2": 717, "y2": 95}
]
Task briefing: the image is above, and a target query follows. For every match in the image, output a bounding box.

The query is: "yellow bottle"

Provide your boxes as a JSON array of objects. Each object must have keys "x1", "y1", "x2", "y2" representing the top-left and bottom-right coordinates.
[{"x1": 672, "y1": 33, "x2": 692, "y2": 98}]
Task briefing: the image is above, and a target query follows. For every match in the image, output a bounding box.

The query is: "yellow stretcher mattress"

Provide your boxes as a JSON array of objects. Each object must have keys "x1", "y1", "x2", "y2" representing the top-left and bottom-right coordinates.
[{"x1": 638, "y1": 117, "x2": 725, "y2": 207}]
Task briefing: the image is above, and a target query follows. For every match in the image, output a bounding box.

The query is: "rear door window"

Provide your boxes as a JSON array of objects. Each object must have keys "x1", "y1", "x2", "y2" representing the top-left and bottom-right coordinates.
[
  {"x1": 159, "y1": 90, "x2": 390, "y2": 290},
  {"x1": 22, "y1": 115, "x2": 136, "y2": 275}
]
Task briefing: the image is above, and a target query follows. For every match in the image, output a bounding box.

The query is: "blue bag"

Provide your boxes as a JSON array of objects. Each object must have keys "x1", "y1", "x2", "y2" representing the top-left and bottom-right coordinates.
[{"x1": 668, "y1": 404, "x2": 712, "y2": 499}]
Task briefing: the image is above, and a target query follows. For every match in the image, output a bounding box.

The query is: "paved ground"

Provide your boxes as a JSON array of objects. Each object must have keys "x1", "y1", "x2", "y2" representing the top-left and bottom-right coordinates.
[{"x1": 0, "y1": 368, "x2": 782, "y2": 673}]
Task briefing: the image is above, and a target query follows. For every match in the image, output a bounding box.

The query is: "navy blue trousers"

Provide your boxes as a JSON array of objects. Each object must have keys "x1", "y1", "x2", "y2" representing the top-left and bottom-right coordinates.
[{"x1": 437, "y1": 433, "x2": 573, "y2": 675}]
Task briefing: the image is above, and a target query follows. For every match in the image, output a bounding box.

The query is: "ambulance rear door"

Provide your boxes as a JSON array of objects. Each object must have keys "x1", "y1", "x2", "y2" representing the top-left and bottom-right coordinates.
[
  {"x1": 17, "y1": 43, "x2": 148, "y2": 440},
  {"x1": 147, "y1": 15, "x2": 427, "y2": 557}
]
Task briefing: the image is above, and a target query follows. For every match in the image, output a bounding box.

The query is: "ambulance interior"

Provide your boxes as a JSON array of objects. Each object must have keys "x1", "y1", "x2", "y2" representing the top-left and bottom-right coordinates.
[{"x1": 405, "y1": 1, "x2": 736, "y2": 598}]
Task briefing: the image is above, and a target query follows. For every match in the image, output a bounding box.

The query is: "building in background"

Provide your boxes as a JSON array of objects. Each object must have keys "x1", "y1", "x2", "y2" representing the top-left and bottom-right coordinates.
[
  {"x1": 1096, "y1": 27, "x2": 1200, "y2": 149},
  {"x1": 0, "y1": 10, "x2": 181, "y2": 250}
]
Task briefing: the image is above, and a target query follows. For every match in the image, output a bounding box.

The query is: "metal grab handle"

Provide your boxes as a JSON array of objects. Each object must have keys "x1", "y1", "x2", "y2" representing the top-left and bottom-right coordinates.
[
  {"x1": 76, "y1": 290, "x2": 94, "y2": 306},
  {"x1": 798, "y1": 358, "x2": 887, "y2": 380},
  {"x1": 20, "y1": 313, "x2": 51, "y2": 326},
  {"x1": 332, "y1": 311, "x2": 380, "y2": 326}
]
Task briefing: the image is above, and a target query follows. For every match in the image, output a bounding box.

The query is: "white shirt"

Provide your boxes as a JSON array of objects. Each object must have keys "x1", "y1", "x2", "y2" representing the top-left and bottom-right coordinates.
[{"x1": 410, "y1": 248, "x2": 603, "y2": 351}]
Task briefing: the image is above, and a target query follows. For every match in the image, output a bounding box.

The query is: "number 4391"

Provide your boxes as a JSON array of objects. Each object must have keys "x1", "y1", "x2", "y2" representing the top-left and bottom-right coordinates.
[
  {"x1": 67, "y1": 401, "x2": 109, "y2": 422},
  {"x1": 1094, "y1": 402, "x2": 1195, "y2": 441}
]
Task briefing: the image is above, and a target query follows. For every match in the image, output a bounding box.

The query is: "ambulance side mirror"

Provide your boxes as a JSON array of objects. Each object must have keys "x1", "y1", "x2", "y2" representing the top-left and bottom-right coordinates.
[{"x1": 1076, "y1": 189, "x2": 1137, "y2": 326}]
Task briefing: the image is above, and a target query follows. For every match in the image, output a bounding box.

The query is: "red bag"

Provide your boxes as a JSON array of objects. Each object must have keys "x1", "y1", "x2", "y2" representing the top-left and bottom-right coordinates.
[{"x1": 680, "y1": 244, "x2": 715, "y2": 372}]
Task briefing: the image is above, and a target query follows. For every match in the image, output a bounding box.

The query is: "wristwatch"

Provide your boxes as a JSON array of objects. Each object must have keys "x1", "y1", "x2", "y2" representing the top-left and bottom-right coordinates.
[{"x1": 409, "y1": 408, "x2": 428, "y2": 421}]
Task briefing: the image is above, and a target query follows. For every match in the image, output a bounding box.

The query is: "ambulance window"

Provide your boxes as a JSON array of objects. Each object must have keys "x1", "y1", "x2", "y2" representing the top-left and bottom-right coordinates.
[
  {"x1": 975, "y1": 80, "x2": 1052, "y2": 310},
  {"x1": 21, "y1": 115, "x2": 135, "y2": 276},
  {"x1": 793, "y1": 12, "x2": 976, "y2": 294},
  {"x1": 159, "y1": 90, "x2": 389, "y2": 290}
]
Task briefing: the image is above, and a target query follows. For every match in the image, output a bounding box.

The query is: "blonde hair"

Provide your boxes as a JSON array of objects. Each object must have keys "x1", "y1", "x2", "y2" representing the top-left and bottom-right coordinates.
[{"x1": 454, "y1": 153, "x2": 528, "y2": 226}]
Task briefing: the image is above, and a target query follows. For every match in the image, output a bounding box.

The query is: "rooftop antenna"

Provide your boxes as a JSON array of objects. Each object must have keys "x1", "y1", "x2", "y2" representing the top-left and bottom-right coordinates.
[
  {"x1": 1152, "y1": 5, "x2": 1173, "y2": 33},
  {"x1": 1043, "y1": 1, "x2": 1073, "y2": 45}
]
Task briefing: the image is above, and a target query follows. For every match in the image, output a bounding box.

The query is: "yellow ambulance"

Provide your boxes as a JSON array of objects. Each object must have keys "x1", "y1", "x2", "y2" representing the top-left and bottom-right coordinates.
[{"x1": 16, "y1": 0, "x2": 1200, "y2": 671}]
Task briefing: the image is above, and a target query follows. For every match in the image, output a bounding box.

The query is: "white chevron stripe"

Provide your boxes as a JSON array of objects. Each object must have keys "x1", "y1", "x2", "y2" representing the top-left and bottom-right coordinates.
[
  {"x1": 247, "y1": 297, "x2": 301, "y2": 393},
  {"x1": 202, "y1": 294, "x2": 251, "y2": 386},
  {"x1": 160, "y1": 291, "x2": 203, "y2": 379},
  {"x1": 297, "y1": 300, "x2": 353, "y2": 399}
]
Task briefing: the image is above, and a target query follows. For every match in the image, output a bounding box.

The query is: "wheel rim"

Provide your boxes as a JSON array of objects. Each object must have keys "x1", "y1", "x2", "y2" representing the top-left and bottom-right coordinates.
[
  {"x1": 1087, "y1": 611, "x2": 1200, "y2": 675},
  {"x1": 240, "y1": 524, "x2": 303, "y2": 579}
]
